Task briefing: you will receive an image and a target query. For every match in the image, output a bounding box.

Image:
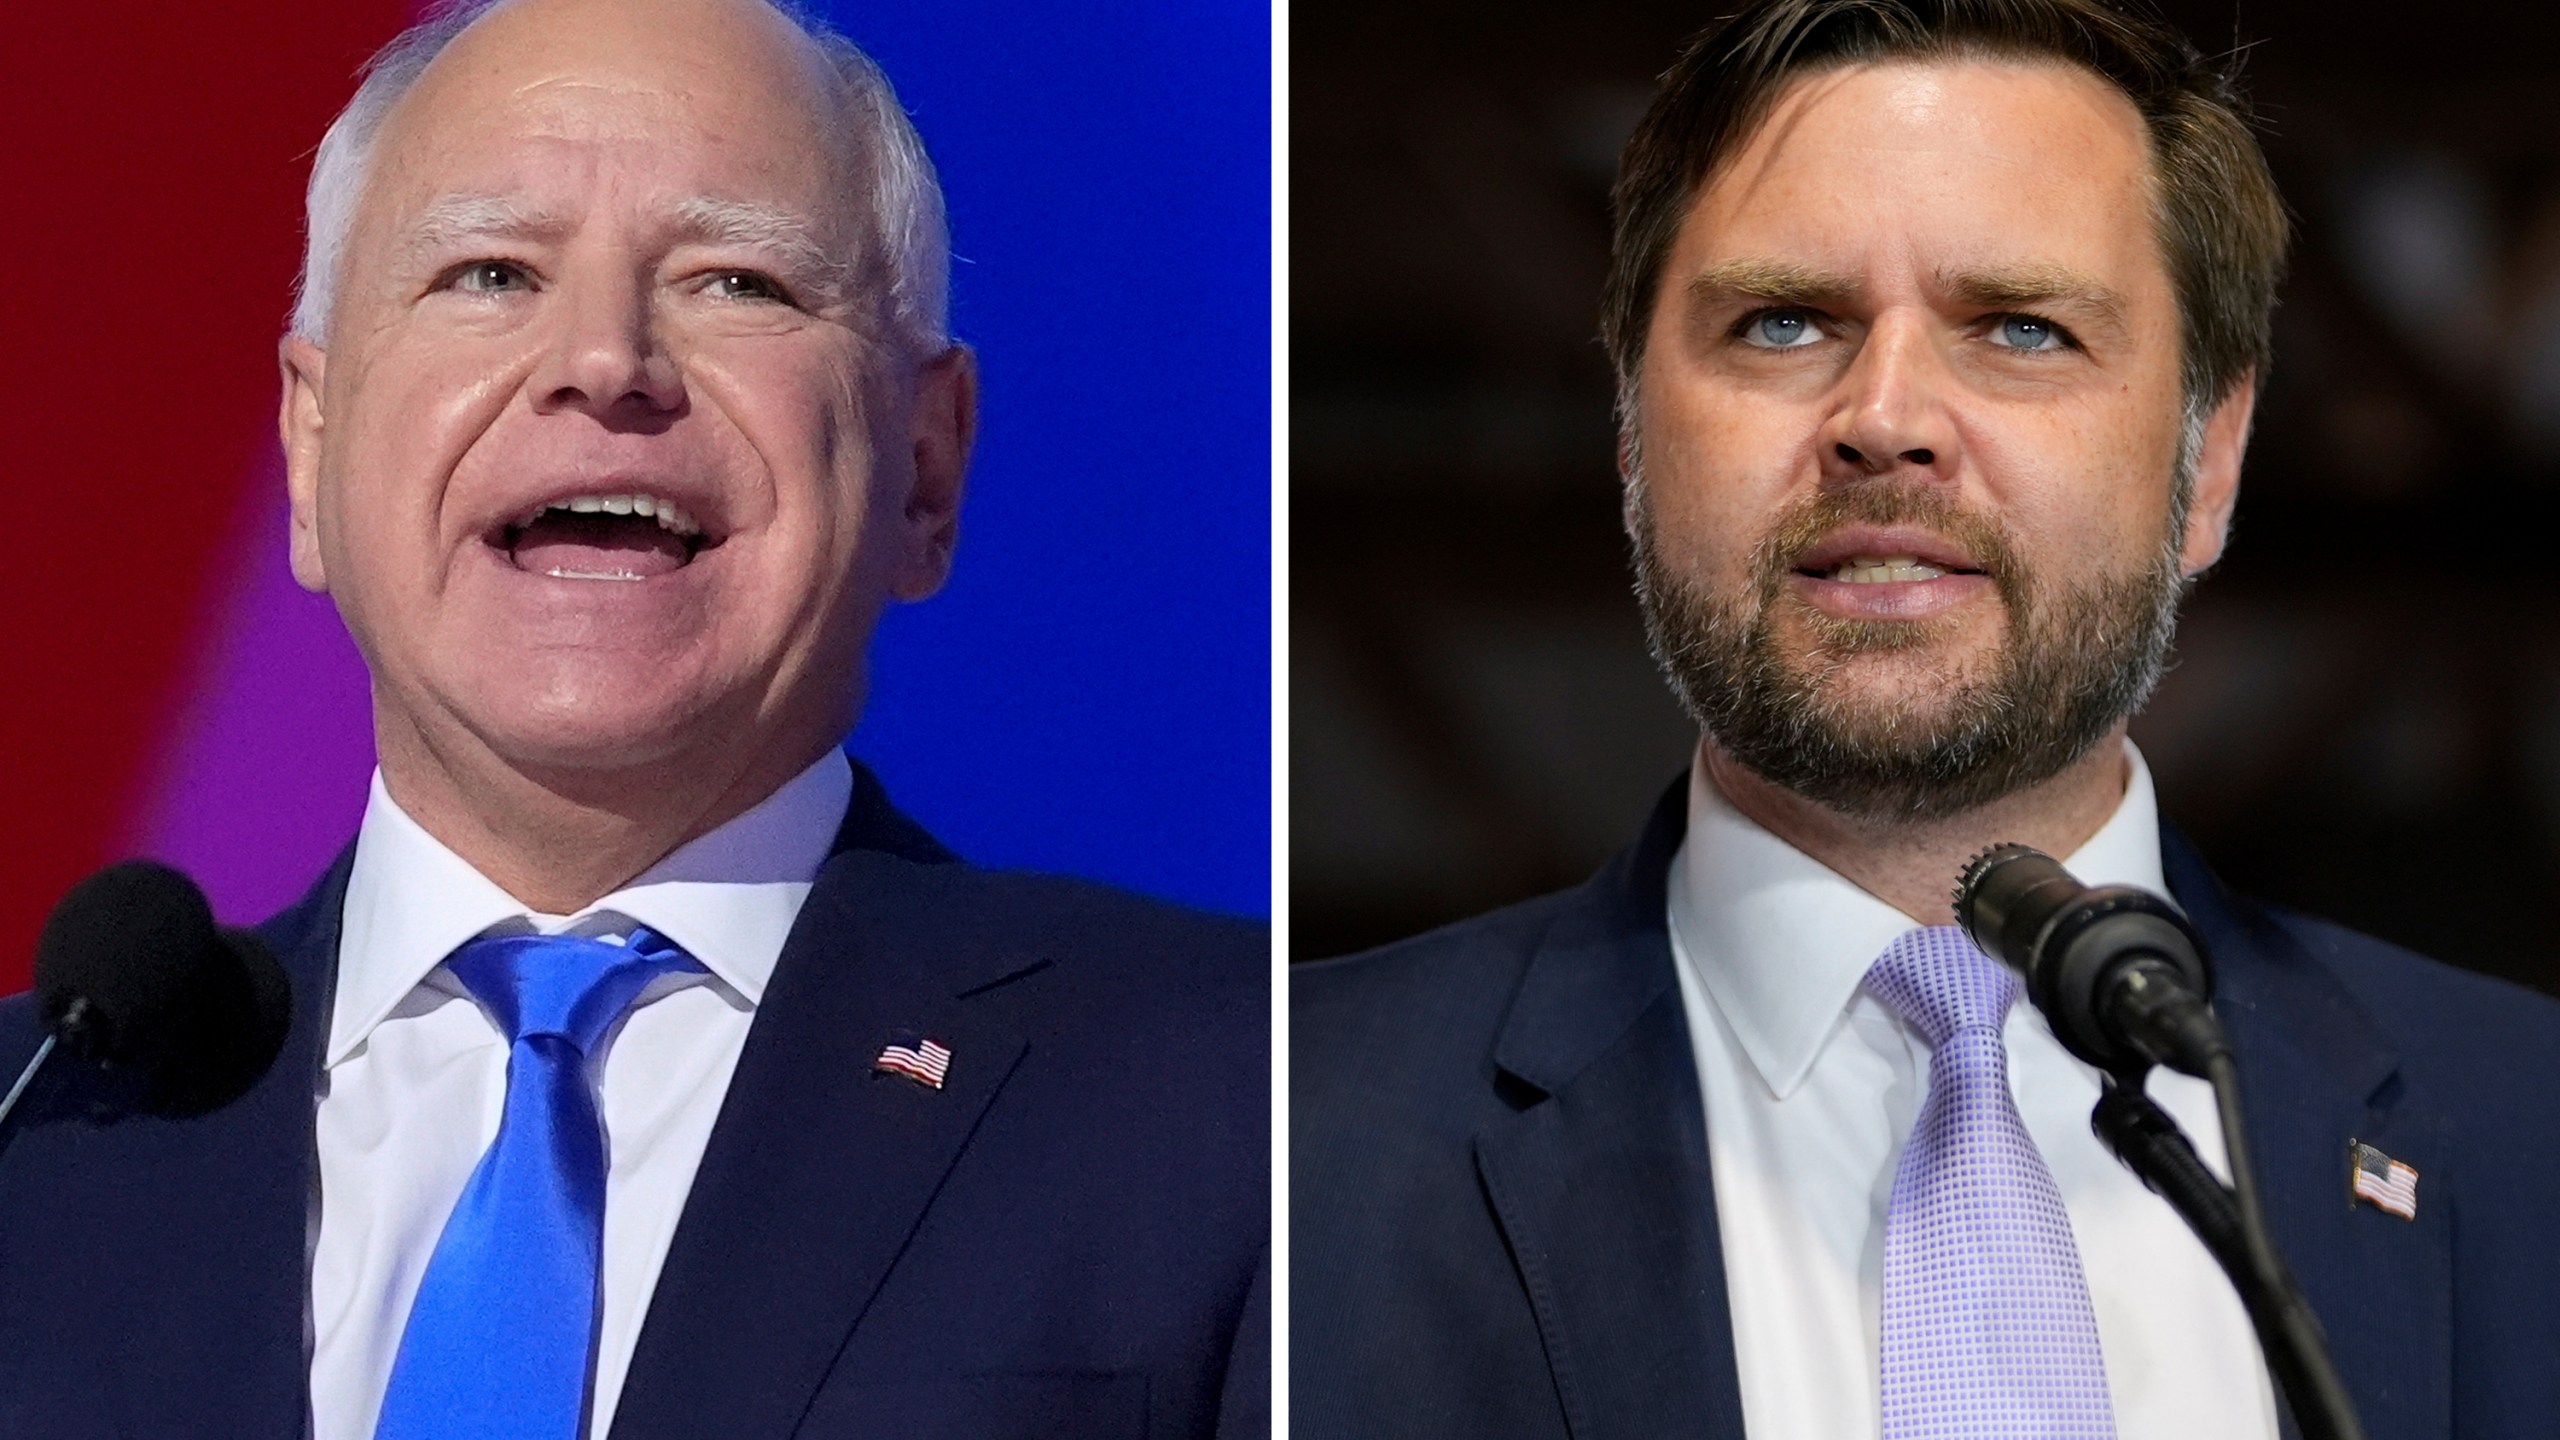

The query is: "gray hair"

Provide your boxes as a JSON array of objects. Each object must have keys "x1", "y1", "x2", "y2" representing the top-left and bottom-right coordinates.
[{"x1": 288, "y1": 0, "x2": 950, "y2": 354}]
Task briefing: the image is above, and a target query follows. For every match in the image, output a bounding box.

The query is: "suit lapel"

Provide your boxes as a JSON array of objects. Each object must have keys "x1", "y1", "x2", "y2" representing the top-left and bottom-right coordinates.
[
  {"x1": 2164, "y1": 828, "x2": 2451, "y2": 1440},
  {"x1": 1474, "y1": 783, "x2": 1748, "y2": 1440},
  {"x1": 609, "y1": 772, "x2": 1042, "y2": 1440}
]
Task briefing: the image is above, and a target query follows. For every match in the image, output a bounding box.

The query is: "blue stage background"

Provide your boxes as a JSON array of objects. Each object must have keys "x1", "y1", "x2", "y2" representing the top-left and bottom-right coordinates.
[{"x1": 834, "y1": 3, "x2": 1271, "y2": 917}]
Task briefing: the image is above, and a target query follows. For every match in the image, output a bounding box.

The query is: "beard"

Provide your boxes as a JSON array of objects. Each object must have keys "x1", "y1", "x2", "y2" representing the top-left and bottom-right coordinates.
[{"x1": 1628, "y1": 478, "x2": 2189, "y2": 822}]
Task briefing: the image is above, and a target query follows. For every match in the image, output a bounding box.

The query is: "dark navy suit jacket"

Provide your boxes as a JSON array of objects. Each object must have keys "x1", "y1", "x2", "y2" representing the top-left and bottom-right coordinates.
[
  {"x1": 0, "y1": 765, "x2": 1268, "y2": 1440},
  {"x1": 1294, "y1": 778, "x2": 2560, "y2": 1439}
]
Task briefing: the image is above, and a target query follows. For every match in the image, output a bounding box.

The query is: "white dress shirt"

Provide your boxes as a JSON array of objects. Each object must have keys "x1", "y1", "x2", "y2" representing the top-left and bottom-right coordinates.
[
  {"x1": 1665, "y1": 742, "x2": 2280, "y2": 1439},
  {"x1": 309, "y1": 751, "x2": 852, "y2": 1440}
]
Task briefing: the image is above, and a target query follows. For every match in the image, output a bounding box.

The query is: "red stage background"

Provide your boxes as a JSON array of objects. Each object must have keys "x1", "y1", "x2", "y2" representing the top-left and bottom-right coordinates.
[{"x1": 0, "y1": 4, "x2": 409, "y2": 988}]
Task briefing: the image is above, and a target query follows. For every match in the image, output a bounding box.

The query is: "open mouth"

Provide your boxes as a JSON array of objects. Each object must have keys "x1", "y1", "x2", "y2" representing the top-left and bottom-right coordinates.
[
  {"x1": 1789, "y1": 526, "x2": 1991, "y2": 587},
  {"x1": 1798, "y1": 554, "x2": 1988, "y2": 584},
  {"x1": 496, "y1": 492, "x2": 720, "y2": 581}
]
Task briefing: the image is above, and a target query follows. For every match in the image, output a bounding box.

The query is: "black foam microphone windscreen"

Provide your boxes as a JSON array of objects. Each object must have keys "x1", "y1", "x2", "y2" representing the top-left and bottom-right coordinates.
[{"x1": 30, "y1": 860, "x2": 291, "y2": 1113}]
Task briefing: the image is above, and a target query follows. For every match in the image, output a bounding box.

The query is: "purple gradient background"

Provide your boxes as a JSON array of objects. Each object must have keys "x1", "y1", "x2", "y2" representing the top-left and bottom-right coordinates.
[{"x1": 130, "y1": 479, "x2": 374, "y2": 925}]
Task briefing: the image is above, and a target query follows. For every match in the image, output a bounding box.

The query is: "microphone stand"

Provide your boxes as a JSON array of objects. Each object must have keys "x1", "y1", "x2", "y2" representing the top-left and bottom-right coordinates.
[
  {"x1": 1957, "y1": 845, "x2": 2368, "y2": 1439},
  {"x1": 0, "y1": 996, "x2": 82, "y2": 1135},
  {"x1": 0, "y1": 1034, "x2": 56, "y2": 1131},
  {"x1": 2091, "y1": 1063, "x2": 2365, "y2": 1440}
]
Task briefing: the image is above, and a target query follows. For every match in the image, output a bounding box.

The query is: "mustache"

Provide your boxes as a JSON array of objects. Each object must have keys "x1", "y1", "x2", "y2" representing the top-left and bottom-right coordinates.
[{"x1": 1751, "y1": 483, "x2": 2024, "y2": 597}]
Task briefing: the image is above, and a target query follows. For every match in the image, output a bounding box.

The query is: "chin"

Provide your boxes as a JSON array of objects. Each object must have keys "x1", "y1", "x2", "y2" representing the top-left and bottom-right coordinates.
[
  {"x1": 1811, "y1": 691, "x2": 1987, "y2": 752},
  {"x1": 1782, "y1": 620, "x2": 2003, "y2": 697},
  {"x1": 461, "y1": 668, "x2": 730, "y2": 778}
]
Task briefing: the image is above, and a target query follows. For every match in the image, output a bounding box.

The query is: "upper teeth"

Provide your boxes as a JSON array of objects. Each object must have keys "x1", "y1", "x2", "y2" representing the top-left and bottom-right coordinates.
[
  {"x1": 519, "y1": 493, "x2": 702, "y2": 537},
  {"x1": 1830, "y1": 555, "x2": 1947, "y2": 583}
]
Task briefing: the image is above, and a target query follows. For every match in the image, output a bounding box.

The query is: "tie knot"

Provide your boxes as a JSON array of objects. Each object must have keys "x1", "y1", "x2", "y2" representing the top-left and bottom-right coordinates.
[
  {"x1": 1864, "y1": 925, "x2": 2020, "y2": 1048},
  {"x1": 445, "y1": 927, "x2": 698, "y2": 1056}
]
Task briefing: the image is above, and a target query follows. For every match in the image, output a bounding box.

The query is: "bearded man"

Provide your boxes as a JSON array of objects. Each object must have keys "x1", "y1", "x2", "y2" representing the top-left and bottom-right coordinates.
[{"x1": 1293, "y1": 2, "x2": 2560, "y2": 1437}]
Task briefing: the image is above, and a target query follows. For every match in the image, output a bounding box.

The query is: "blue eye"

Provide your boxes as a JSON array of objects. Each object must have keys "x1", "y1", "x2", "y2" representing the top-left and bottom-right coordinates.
[
  {"x1": 1742, "y1": 310, "x2": 1822, "y2": 349},
  {"x1": 709, "y1": 271, "x2": 789, "y2": 304},
  {"x1": 1991, "y1": 315, "x2": 2065, "y2": 351},
  {"x1": 449, "y1": 260, "x2": 531, "y2": 294}
]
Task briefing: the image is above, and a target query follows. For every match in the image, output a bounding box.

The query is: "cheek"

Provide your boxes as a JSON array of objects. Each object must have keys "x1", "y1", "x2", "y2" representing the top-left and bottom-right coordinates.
[
  {"x1": 693, "y1": 345, "x2": 875, "y2": 524},
  {"x1": 1964, "y1": 396, "x2": 2181, "y2": 566},
  {"x1": 331, "y1": 348, "x2": 523, "y2": 527},
  {"x1": 1636, "y1": 371, "x2": 1820, "y2": 570}
]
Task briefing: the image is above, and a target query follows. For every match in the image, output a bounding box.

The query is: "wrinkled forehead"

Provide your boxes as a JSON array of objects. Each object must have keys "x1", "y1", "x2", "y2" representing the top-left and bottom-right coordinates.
[{"x1": 358, "y1": 0, "x2": 860, "y2": 251}]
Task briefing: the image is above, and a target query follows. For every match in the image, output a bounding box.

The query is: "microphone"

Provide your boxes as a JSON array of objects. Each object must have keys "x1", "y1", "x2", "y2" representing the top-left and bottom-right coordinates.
[
  {"x1": 1952, "y1": 843, "x2": 2368, "y2": 1440},
  {"x1": 3, "y1": 860, "x2": 293, "y2": 1127},
  {"x1": 1954, "y1": 843, "x2": 2227, "y2": 1077}
]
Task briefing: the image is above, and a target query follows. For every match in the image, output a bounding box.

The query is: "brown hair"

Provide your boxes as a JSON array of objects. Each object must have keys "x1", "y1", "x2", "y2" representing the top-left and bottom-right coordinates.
[{"x1": 1601, "y1": 0, "x2": 2290, "y2": 414}]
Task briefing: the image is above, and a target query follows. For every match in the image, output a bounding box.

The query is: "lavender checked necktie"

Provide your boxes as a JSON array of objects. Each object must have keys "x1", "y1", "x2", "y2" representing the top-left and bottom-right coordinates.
[{"x1": 1866, "y1": 926, "x2": 2116, "y2": 1439}]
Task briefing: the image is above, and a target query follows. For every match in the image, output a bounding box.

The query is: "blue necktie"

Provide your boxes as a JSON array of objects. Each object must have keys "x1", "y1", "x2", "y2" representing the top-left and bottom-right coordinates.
[{"x1": 374, "y1": 928, "x2": 699, "y2": 1440}]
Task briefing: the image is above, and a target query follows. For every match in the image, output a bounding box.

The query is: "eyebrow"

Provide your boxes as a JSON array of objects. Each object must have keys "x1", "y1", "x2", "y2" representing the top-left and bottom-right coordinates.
[
  {"x1": 671, "y1": 196, "x2": 849, "y2": 294},
  {"x1": 1684, "y1": 259, "x2": 1863, "y2": 310},
  {"x1": 391, "y1": 192, "x2": 851, "y2": 296},
  {"x1": 1940, "y1": 264, "x2": 2127, "y2": 331},
  {"x1": 1684, "y1": 257, "x2": 2131, "y2": 335},
  {"x1": 396, "y1": 193, "x2": 574, "y2": 263}
]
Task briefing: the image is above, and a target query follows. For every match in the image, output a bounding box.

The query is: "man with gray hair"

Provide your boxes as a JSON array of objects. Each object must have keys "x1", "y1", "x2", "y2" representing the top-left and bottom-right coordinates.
[{"x1": 0, "y1": 1, "x2": 1267, "y2": 1437}]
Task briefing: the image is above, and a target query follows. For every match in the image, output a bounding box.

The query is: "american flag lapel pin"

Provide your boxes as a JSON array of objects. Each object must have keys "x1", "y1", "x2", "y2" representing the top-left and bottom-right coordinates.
[
  {"x1": 874, "y1": 1031, "x2": 953, "y2": 1090},
  {"x1": 2349, "y1": 1139, "x2": 2418, "y2": 1220}
]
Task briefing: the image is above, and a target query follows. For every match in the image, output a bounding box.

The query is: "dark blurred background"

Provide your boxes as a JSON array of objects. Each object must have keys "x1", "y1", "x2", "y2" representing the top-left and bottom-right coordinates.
[{"x1": 1292, "y1": 0, "x2": 2560, "y2": 996}]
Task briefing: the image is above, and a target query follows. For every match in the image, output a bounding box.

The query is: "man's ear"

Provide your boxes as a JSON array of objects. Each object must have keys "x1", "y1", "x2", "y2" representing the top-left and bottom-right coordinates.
[
  {"x1": 2178, "y1": 373, "x2": 2255, "y2": 578},
  {"x1": 889, "y1": 343, "x2": 977, "y2": 603},
  {"x1": 279, "y1": 335, "x2": 331, "y2": 594}
]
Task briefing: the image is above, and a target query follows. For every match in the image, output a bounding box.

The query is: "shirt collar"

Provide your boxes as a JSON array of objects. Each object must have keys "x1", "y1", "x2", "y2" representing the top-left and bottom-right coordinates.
[
  {"x1": 329, "y1": 750, "x2": 853, "y2": 1067},
  {"x1": 1665, "y1": 740, "x2": 2166, "y2": 1099}
]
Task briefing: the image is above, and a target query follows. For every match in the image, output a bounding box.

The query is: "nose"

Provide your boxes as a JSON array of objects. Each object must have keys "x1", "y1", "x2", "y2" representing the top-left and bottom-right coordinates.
[
  {"x1": 1819, "y1": 312, "x2": 1959, "y2": 483},
  {"x1": 528, "y1": 269, "x2": 685, "y2": 423}
]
